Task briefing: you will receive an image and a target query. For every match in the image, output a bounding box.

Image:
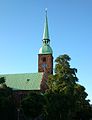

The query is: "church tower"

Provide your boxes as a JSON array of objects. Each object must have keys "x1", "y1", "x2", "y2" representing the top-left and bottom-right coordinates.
[{"x1": 38, "y1": 10, "x2": 53, "y2": 74}]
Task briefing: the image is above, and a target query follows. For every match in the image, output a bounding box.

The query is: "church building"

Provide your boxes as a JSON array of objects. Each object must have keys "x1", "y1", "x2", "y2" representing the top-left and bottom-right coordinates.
[{"x1": 0, "y1": 11, "x2": 53, "y2": 93}]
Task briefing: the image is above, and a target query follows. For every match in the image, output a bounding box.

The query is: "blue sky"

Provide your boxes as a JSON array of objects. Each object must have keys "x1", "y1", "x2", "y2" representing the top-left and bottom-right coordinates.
[{"x1": 0, "y1": 0, "x2": 92, "y2": 102}]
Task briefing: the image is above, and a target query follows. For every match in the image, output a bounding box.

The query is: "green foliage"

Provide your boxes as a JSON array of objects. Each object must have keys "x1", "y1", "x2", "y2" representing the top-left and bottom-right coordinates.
[
  {"x1": 0, "y1": 79, "x2": 17, "y2": 120},
  {"x1": 45, "y1": 54, "x2": 92, "y2": 120},
  {"x1": 44, "y1": 92, "x2": 71, "y2": 120},
  {"x1": 21, "y1": 92, "x2": 45, "y2": 119},
  {"x1": 0, "y1": 77, "x2": 5, "y2": 84},
  {"x1": 55, "y1": 54, "x2": 78, "y2": 83},
  {"x1": 0, "y1": 77, "x2": 7, "y2": 89}
]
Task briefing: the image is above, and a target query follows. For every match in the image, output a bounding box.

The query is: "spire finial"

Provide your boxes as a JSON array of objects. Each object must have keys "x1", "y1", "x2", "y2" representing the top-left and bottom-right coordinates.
[{"x1": 45, "y1": 8, "x2": 47, "y2": 15}]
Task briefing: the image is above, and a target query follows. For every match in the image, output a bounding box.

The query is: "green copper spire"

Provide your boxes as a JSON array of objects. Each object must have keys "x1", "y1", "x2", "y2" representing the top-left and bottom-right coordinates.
[
  {"x1": 43, "y1": 9, "x2": 49, "y2": 40},
  {"x1": 39, "y1": 9, "x2": 53, "y2": 54}
]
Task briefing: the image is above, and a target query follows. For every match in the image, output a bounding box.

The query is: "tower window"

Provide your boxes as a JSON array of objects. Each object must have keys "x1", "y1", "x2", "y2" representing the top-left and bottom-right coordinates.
[
  {"x1": 42, "y1": 57, "x2": 46, "y2": 62},
  {"x1": 45, "y1": 41, "x2": 46, "y2": 44}
]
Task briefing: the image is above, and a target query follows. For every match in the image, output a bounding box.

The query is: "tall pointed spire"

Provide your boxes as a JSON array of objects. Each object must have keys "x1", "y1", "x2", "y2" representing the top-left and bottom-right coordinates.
[
  {"x1": 39, "y1": 9, "x2": 53, "y2": 54},
  {"x1": 43, "y1": 8, "x2": 49, "y2": 40}
]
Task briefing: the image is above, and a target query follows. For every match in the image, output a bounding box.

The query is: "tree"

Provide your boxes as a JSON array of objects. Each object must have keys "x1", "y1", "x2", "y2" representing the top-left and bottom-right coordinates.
[
  {"x1": 45, "y1": 54, "x2": 92, "y2": 120},
  {"x1": 0, "y1": 77, "x2": 17, "y2": 120},
  {"x1": 21, "y1": 92, "x2": 46, "y2": 119},
  {"x1": 0, "y1": 77, "x2": 7, "y2": 88}
]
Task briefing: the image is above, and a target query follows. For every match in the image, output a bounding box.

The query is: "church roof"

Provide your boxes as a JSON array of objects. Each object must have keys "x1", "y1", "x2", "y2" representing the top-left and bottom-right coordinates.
[{"x1": 0, "y1": 73, "x2": 43, "y2": 90}]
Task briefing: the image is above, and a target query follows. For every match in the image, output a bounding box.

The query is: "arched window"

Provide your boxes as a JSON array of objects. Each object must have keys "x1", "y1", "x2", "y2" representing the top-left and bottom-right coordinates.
[{"x1": 42, "y1": 57, "x2": 46, "y2": 62}]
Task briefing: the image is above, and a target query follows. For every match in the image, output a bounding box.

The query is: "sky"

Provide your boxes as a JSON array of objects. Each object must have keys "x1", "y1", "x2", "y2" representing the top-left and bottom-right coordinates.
[{"x1": 0, "y1": 0, "x2": 92, "y2": 103}]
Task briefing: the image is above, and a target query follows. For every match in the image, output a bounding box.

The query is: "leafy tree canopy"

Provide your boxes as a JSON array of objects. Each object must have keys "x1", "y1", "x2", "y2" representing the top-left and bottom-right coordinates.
[
  {"x1": 21, "y1": 92, "x2": 45, "y2": 119},
  {"x1": 0, "y1": 77, "x2": 17, "y2": 120},
  {"x1": 45, "y1": 54, "x2": 92, "y2": 120}
]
